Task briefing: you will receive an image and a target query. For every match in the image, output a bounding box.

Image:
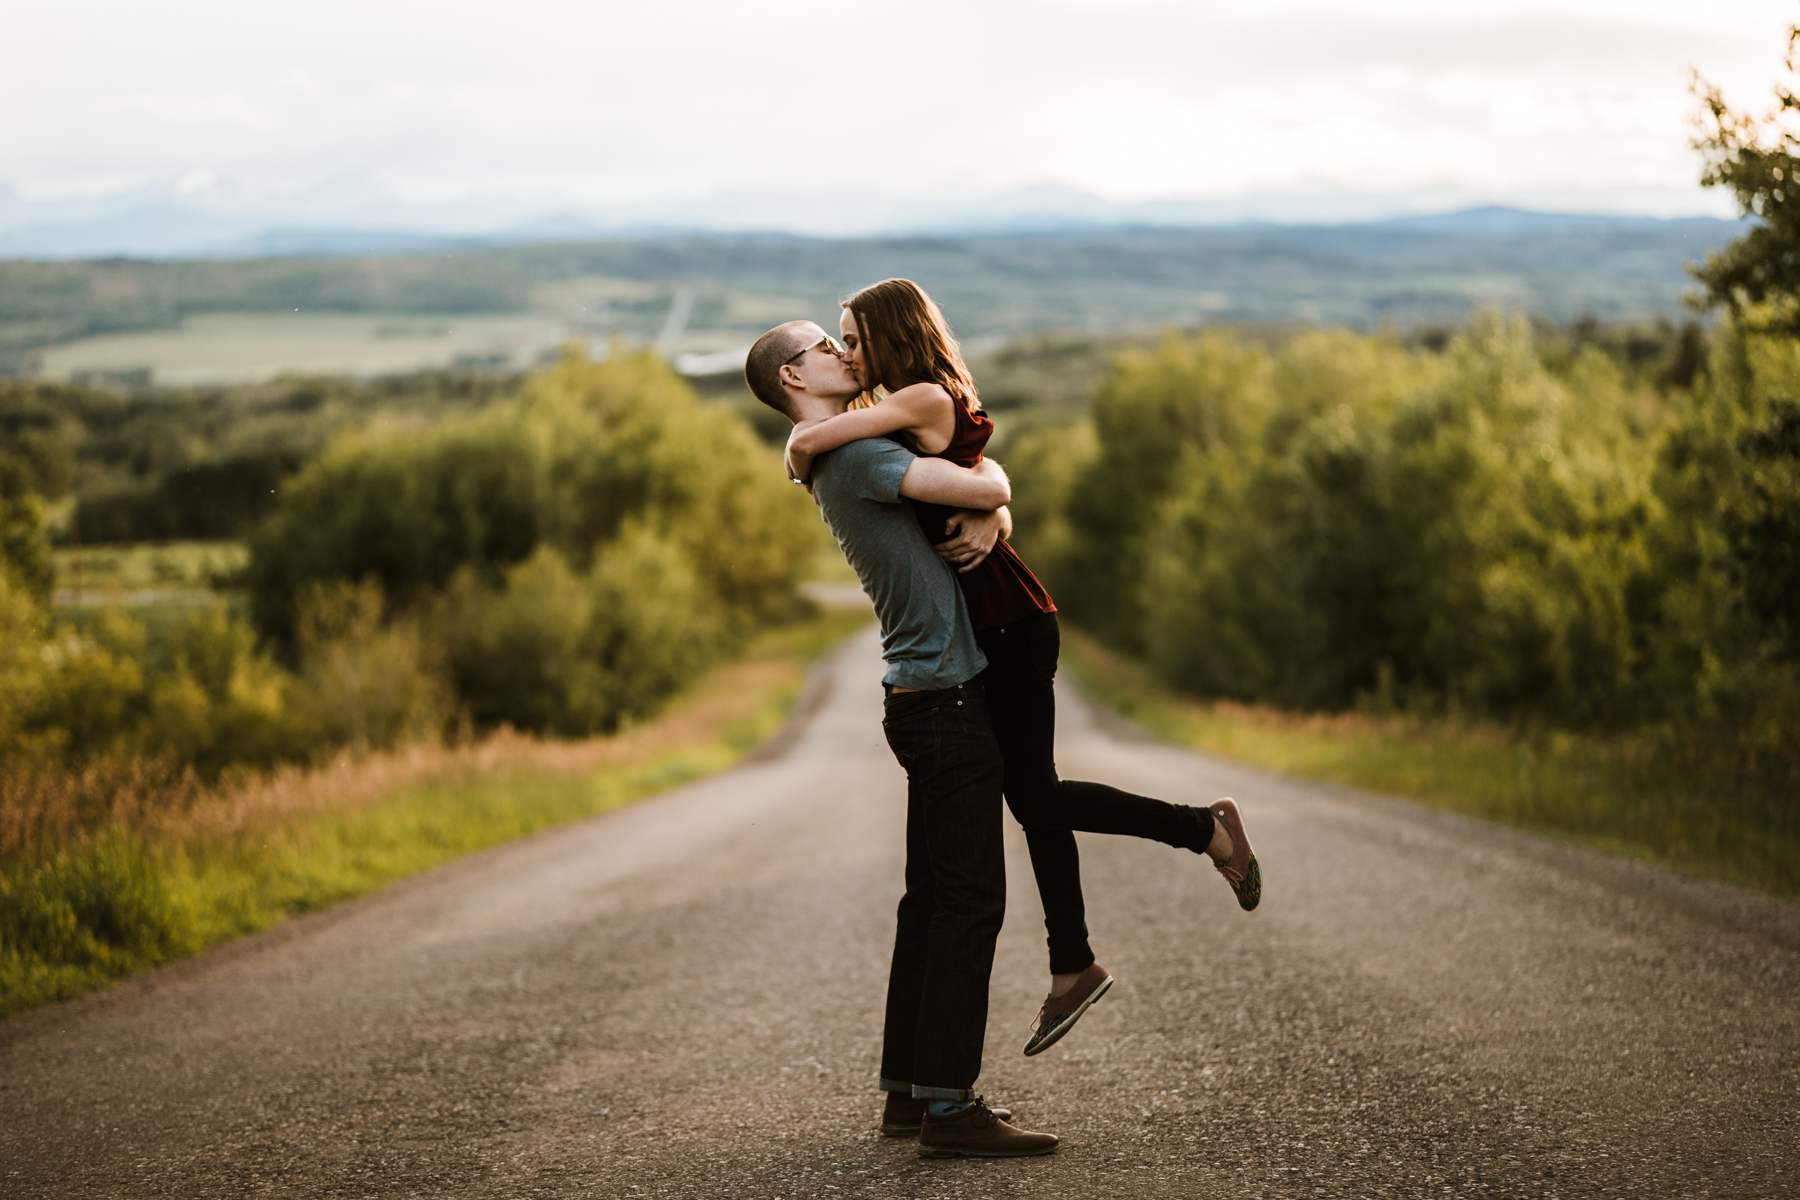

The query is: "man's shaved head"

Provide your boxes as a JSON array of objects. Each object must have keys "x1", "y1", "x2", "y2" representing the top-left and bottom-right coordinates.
[{"x1": 745, "y1": 320, "x2": 819, "y2": 418}]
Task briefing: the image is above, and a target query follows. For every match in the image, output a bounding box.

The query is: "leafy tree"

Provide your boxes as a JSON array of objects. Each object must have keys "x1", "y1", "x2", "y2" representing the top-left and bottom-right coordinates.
[
  {"x1": 0, "y1": 464, "x2": 54, "y2": 607},
  {"x1": 1058, "y1": 332, "x2": 1271, "y2": 649},
  {"x1": 244, "y1": 410, "x2": 549, "y2": 648},
  {"x1": 1691, "y1": 25, "x2": 1800, "y2": 331},
  {"x1": 1729, "y1": 400, "x2": 1800, "y2": 660}
]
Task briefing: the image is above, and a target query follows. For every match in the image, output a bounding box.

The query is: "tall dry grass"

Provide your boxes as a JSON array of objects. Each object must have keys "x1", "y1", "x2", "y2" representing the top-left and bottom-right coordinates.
[
  {"x1": 1, "y1": 609, "x2": 868, "y2": 1017},
  {"x1": 0, "y1": 657, "x2": 801, "y2": 865},
  {"x1": 1062, "y1": 628, "x2": 1800, "y2": 896}
]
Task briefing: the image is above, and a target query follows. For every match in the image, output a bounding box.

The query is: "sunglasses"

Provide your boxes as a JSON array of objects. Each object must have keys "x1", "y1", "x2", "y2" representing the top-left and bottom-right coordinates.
[{"x1": 785, "y1": 334, "x2": 845, "y2": 364}]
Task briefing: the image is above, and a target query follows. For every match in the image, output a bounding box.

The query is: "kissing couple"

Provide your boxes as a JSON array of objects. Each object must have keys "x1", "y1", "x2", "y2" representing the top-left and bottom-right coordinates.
[{"x1": 744, "y1": 277, "x2": 1261, "y2": 1158}]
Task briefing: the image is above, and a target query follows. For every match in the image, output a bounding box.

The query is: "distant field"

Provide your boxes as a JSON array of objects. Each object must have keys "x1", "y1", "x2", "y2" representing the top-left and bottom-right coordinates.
[
  {"x1": 54, "y1": 540, "x2": 246, "y2": 607},
  {"x1": 36, "y1": 312, "x2": 586, "y2": 386},
  {"x1": 29, "y1": 291, "x2": 787, "y2": 385},
  {"x1": 1, "y1": 217, "x2": 1742, "y2": 382}
]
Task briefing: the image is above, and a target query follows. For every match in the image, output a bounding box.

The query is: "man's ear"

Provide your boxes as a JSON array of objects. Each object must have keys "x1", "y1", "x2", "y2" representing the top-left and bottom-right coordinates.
[{"x1": 778, "y1": 361, "x2": 803, "y2": 390}]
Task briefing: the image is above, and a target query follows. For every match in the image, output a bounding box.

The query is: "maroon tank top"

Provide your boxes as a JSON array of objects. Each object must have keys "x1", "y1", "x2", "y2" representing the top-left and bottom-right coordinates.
[{"x1": 910, "y1": 398, "x2": 1057, "y2": 631}]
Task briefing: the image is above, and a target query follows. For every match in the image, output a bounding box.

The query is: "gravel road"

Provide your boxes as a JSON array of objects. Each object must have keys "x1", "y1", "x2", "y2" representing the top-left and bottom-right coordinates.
[{"x1": 4, "y1": 623, "x2": 1797, "y2": 1199}]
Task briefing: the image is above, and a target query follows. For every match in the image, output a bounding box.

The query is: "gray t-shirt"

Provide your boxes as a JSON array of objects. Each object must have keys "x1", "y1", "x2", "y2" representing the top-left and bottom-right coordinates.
[{"x1": 809, "y1": 437, "x2": 988, "y2": 690}]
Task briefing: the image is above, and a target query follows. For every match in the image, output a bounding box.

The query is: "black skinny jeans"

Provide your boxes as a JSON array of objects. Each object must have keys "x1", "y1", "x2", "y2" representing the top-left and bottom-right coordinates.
[
  {"x1": 977, "y1": 611, "x2": 1216, "y2": 976},
  {"x1": 877, "y1": 678, "x2": 1007, "y2": 1101}
]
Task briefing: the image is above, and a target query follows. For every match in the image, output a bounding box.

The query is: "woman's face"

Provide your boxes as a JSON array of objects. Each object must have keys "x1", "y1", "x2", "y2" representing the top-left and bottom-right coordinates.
[{"x1": 839, "y1": 307, "x2": 875, "y2": 392}]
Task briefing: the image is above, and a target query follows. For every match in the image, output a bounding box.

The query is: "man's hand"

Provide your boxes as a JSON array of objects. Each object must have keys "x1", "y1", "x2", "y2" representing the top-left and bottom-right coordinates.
[{"x1": 936, "y1": 506, "x2": 1010, "y2": 573}]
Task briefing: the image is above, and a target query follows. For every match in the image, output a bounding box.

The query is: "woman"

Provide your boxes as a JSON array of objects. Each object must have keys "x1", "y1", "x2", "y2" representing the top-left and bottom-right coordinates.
[{"x1": 784, "y1": 278, "x2": 1262, "y2": 1057}]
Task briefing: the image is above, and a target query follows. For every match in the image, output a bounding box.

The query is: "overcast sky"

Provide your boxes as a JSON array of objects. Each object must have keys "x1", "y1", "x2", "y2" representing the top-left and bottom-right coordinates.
[{"x1": 3, "y1": 0, "x2": 1791, "y2": 230}]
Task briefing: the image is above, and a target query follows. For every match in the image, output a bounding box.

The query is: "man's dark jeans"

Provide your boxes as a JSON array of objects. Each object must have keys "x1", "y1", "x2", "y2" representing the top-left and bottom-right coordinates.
[
  {"x1": 978, "y1": 611, "x2": 1215, "y2": 976},
  {"x1": 878, "y1": 677, "x2": 1006, "y2": 1102}
]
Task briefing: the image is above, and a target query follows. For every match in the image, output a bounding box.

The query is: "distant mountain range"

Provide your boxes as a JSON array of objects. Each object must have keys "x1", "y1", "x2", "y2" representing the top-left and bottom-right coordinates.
[
  {"x1": 0, "y1": 211, "x2": 1745, "y2": 385},
  {"x1": 0, "y1": 174, "x2": 1742, "y2": 261}
]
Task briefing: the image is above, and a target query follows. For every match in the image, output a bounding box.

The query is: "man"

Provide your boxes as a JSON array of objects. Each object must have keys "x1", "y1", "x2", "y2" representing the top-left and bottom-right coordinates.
[{"x1": 745, "y1": 320, "x2": 1059, "y2": 1159}]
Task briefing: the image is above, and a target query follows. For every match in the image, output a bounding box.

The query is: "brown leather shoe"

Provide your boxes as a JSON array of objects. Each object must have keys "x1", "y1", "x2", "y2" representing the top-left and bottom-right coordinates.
[
  {"x1": 1022, "y1": 961, "x2": 1114, "y2": 1056},
  {"x1": 881, "y1": 1092, "x2": 1012, "y2": 1137},
  {"x1": 918, "y1": 1097, "x2": 1058, "y2": 1158},
  {"x1": 1209, "y1": 797, "x2": 1261, "y2": 911}
]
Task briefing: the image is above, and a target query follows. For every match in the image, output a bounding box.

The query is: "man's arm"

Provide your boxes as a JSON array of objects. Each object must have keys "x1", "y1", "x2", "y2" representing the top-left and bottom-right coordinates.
[
  {"x1": 897, "y1": 457, "x2": 1010, "y2": 510},
  {"x1": 936, "y1": 506, "x2": 1011, "y2": 572}
]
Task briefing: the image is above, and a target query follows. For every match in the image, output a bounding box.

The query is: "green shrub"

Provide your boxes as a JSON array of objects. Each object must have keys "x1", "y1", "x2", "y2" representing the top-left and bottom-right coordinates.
[
  {"x1": 427, "y1": 528, "x2": 724, "y2": 736},
  {"x1": 583, "y1": 522, "x2": 726, "y2": 724},
  {"x1": 1041, "y1": 315, "x2": 1792, "y2": 745},
  {"x1": 245, "y1": 409, "x2": 549, "y2": 647},
  {"x1": 245, "y1": 348, "x2": 815, "y2": 652},
  {"x1": 23, "y1": 610, "x2": 148, "y2": 763},
  {"x1": 429, "y1": 547, "x2": 600, "y2": 736},
  {"x1": 0, "y1": 470, "x2": 53, "y2": 607},
  {"x1": 134, "y1": 605, "x2": 291, "y2": 772},
  {"x1": 1056, "y1": 332, "x2": 1271, "y2": 649},
  {"x1": 284, "y1": 579, "x2": 453, "y2": 756}
]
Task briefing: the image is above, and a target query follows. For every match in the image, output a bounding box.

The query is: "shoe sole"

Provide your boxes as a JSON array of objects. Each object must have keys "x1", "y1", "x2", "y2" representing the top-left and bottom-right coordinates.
[
  {"x1": 1211, "y1": 799, "x2": 1261, "y2": 912},
  {"x1": 1237, "y1": 853, "x2": 1262, "y2": 912},
  {"x1": 1021, "y1": 973, "x2": 1114, "y2": 1057},
  {"x1": 918, "y1": 1144, "x2": 1058, "y2": 1159},
  {"x1": 881, "y1": 1123, "x2": 921, "y2": 1138}
]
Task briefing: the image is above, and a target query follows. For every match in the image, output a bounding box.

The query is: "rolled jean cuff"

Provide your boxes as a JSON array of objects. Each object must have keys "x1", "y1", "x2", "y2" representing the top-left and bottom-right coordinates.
[
  {"x1": 911, "y1": 1083, "x2": 977, "y2": 1102},
  {"x1": 879, "y1": 1077, "x2": 912, "y2": 1095},
  {"x1": 1048, "y1": 947, "x2": 1097, "y2": 976}
]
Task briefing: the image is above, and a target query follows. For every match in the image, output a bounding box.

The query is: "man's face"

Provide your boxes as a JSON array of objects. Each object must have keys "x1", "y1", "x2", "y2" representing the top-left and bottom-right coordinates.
[{"x1": 783, "y1": 322, "x2": 859, "y2": 403}]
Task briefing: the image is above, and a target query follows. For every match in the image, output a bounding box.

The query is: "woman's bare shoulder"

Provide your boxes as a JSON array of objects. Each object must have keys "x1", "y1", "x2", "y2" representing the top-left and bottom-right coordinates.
[{"x1": 886, "y1": 382, "x2": 954, "y2": 409}]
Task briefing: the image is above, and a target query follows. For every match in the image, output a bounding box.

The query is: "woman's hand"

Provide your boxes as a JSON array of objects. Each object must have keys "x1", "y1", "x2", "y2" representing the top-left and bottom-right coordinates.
[
  {"x1": 785, "y1": 420, "x2": 825, "y2": 483},
  {"x1": 936, "y1": 507, "x2": 1008, "y2": 573}
]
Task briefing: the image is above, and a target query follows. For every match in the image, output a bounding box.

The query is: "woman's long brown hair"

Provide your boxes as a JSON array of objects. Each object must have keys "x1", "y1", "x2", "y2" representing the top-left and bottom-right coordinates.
[{"x1": 842, "y1": 278, "x2": 982, "y2": 413}]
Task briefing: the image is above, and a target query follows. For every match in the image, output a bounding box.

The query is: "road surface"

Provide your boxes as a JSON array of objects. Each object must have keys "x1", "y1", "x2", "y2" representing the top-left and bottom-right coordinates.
[{"x1": 4, "y1": 624, "x2": 1797, "y2": 1199}]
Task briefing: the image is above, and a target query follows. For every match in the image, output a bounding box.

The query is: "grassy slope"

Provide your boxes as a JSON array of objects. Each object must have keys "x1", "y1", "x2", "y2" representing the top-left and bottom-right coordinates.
[
  {"x1": 1062, "y1": 628, "x2": 1800, "y2": 898},
  {"x1": 0, "y1": 607, "x2": 870, "y2": 1017}
]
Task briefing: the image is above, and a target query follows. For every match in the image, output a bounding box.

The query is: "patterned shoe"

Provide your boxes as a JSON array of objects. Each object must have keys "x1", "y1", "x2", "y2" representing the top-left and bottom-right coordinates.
[
  {"x1": 1209, "y1": 797, "x2": 1261, "y2": 911},
  {"x1": 1022, "y1": 961, "x2": 1114, "y2": 1056}
]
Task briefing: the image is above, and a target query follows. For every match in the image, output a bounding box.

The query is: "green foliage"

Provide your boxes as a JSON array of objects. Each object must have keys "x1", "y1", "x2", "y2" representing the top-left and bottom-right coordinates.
[
  {"x1": 247, "y1": 349, "x2": 814, "y2": 655},
  {"x1": 1056, "y1": 332, "x2": 1271, "y2": 648},
  {"x1": 4, "y1": 349, "x2": 816, "y2": 778},
  {"x1": 0, "y1": 832, "x2": 198, "y2": 982},
  {"x1": 19, "y1": 609, "x2": 147, "y2": 763},
  {"x1": 0, "y1": 372, "x2": 513, "y2": 546},
  {"x1": 994, "y1": 419, "x2": 1099, "y2": 586},
  {"x1": 427, "y1": 531, "x2": 724, "y2": 737},
  {"x1": 1730, "y1": 401, "x2": 1800, "y2": 659},
  {"x1": 1034, "y1": 314, "x2": 1792, "y2": 769},
  {"x1": 243, "y1": 348, "x2": 812, "y2": 739},
  {"x1": 0, "y1": 467, "x2": 54, "y2": 606},
  {"x1": 245, "y1": 408, "x2": 548, "y2": 644},
  {"x1": 0, "y1": 596, "x2": 296, "y2": 773},
  {"x1": 1690, "y1": 25, "x2": 1800, "y2": 332},
  {"x1": 1062, "y1": 630, "x2": 1800, "y2": 898},
  {"x1": 137, "y1": 605, "x2": 290, "y2": 771},
  {"x1": 285, "y1": 579, "x2": 452, "y2": 755},
  {"x1": 516, "y1": 348, "x2": 817, "y2": 634},
  {"x1": 73, "y1": 448, "x2": 301, "y2": 542},
  {"x1": 0, "y1": 606, "x2": 863, "y2": 1016},
  {"x1": 1640, "y1": 325, "x2": 1800, "y2": 755},
  {"x1": 584, "y1": 524, "x2": 726, "y2": 720},
  {"x1": 429, "y1": 548, "x2": 603, "y2": 736},
  {"x1": 0, "y1": 573, "x2": 53, "y2": 757}
]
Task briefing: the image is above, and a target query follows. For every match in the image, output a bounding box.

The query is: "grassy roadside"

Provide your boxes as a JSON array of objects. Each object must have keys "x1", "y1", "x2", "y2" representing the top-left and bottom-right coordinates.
[
  {"x1": 1062, "y1": 628, "x2": 1800, "y2": 897},
  {"x1": 0, "y1": 606, "x2": 871, "y2": 1018}
]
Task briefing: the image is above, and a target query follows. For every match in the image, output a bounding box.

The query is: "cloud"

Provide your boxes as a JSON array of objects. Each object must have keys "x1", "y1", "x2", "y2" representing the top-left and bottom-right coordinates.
[{"x1": 0, "y1": 0, "x2": 1787, "y2": 224}]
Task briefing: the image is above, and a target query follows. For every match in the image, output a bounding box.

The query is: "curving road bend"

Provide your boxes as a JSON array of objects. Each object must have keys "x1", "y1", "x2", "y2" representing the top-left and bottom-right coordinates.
[{"x1": 3, "y1": 624, "x2": 1797, "y2": 1199}]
